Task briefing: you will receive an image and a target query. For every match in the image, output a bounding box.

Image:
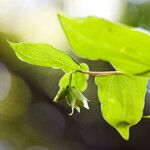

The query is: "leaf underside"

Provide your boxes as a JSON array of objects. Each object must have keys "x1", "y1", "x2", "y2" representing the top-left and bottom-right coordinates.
[
  {"x1": 59, "y1": 15, "x2": 150, "y2": 77},
  {"x1": 9, "y1": 41, "x2": 80, "y2": 73},
  {"x1": 95, "y1": 74, "x2": 148, "y2": 140}
]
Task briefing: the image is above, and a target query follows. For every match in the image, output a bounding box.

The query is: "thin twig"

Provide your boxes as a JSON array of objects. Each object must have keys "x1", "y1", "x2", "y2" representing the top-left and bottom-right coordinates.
[
  {"x1": 78, "y1": 70, "x2": 122, "y2": 76},
  {"x1": 69, "y1": 73, "x2": 73, "y2": 87}
]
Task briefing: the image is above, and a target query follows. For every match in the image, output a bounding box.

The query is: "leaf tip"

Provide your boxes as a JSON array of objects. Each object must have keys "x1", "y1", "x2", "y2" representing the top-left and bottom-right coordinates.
[
  {"x1": 7, "y1": 40, "x2": 13, "y2": 47},
  {"x1": 116, "y1": 125, "x2": 130, "y2": 140},
  {"x1": 57, "y1": 13, "x2": 71, "y2": 29},
  {"x1": 57, "y1": 13, "x2": 66, "y2": 22},
  {"x1": 7, "y1": 40, "x2": 18, "y2": 51}
]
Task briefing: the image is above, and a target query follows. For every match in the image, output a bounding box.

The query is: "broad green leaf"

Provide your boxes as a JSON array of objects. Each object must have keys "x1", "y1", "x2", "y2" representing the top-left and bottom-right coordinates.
[
  {"x1": 59, "y1": 15, "x2": 150, "y2": 76},
  {"x1": 95, "y1": 74, "x2": 147, "y2": 140},
  {"x1": 59, "y1": 63, "x2": 89, "y2": 92},
  {"x1": 9, "y1": 41, "x2": 80, "y2": 72}
]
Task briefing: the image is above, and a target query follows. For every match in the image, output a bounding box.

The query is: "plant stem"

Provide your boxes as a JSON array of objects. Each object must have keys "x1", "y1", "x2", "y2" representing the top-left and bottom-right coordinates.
[
  {"x1": 69, "y1": 73, "x2": 73, "y2": 87},
  {"x1": 78, "y1": 70, "x2": 122, "y2": 76}
]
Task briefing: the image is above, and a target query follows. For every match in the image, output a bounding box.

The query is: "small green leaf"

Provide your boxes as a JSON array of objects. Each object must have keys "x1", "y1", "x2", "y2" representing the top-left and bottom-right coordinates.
[
  {"x1": 59, "y1": 63, "x2": 89, "y2": 92},
  {"x1": 95, "y1": 74, "x2": 148, "y2": 140},
  {"x1": 53, "y1": 87, "x2": 67, "y2": 103},
  {"x1": 59, "y1": 15, "x2": 150, "y2": 76},
  {"x1": 9, "y1": 41, "x2": 80, "y2": 73}
]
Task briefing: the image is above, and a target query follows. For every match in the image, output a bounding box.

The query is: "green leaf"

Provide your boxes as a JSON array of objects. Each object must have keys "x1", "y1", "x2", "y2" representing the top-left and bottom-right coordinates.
[
  {"x1": 59, "y1": 63, "x2": 89, "y2": 92},
  {"x1": 9, "y1": 41, "x2": 80, "y2": 73},
  {"x1": 95, "y1": 74, "x2": 148, "y2": 140},
  {"x1": 53, "y1": 87, "x2": 67, "y2": 103},
  {"x1": 59, "y1": 15, "x2": 150, "y2": 76}
]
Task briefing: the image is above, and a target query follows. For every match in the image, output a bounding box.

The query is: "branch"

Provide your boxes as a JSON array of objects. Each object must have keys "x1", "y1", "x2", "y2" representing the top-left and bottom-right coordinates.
[{"x1": 78, "y1": 70, "x2": 122, "y2": 76}]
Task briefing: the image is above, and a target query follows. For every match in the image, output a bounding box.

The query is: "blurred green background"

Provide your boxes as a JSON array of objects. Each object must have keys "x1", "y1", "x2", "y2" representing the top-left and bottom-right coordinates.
[{"x1": 0, "y1": 0, "x2": 150, "y2": 149}]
